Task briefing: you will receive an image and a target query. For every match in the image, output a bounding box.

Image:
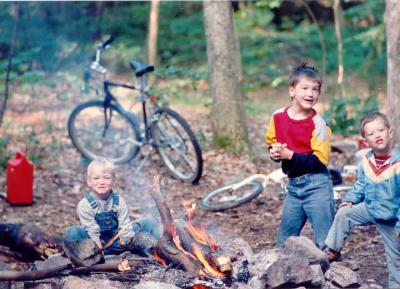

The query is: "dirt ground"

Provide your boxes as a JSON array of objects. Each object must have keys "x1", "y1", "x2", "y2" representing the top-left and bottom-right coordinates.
[{"x1": 0, "y1": 81, "x2": 389, "y2": 287}]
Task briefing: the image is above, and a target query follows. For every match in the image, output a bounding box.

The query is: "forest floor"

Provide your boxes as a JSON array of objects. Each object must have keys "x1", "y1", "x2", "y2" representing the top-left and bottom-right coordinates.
[{"x1": 0, "y1": 80, "x2": 389, "y2": 287}]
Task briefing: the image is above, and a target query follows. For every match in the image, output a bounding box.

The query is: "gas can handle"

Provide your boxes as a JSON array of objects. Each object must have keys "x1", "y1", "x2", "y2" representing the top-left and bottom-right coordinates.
[{"x1": 15, "y1": 151, "x2": 25, "y2": 160}]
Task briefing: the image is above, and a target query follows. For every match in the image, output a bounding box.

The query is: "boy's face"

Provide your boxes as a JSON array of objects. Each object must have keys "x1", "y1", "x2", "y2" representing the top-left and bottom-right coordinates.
[
  {"x1": 289, "y1": 77, "x2": 321, "y2": 111},
  {"x1": 362, "y1": 118, "x2": 393, "y2": 155},
  {"x1": 87, "y1": 167, "x2": 115, "y2": 198}
]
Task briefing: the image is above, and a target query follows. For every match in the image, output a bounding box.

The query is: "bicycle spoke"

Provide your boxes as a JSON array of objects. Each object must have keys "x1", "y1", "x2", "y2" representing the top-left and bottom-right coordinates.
[{"x1": 151, "y1": 108, "x2": 202, "y2": 183}]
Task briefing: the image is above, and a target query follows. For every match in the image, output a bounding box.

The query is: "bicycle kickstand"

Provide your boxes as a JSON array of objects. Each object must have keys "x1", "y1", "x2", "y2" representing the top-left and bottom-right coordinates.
[{"x1": 133, "y1": 144, "x2": 154, "y2": 176}]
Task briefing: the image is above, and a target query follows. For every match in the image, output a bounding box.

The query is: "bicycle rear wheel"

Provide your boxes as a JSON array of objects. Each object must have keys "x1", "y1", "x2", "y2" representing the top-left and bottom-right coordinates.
[
  {"x1": 68, "y1": 100, "x2": 141, "y2": 163},
  {"x1": 151, "y1": 107, "x2": 203, "y2": 184},
  {"x1": 200, "y1": 180, "x2": 263, "y2": 211}
]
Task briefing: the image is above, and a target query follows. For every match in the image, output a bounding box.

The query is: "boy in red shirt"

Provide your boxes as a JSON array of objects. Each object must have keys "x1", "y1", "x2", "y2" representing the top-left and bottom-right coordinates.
[{"x1": 265, "y1": 63, "x2": 334, "y2": 249}]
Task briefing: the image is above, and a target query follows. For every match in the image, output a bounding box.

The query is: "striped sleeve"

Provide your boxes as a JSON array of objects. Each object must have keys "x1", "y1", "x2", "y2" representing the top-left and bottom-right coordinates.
[{"x1": 310, "y1": 115, "x2": 331, "y2": 166}]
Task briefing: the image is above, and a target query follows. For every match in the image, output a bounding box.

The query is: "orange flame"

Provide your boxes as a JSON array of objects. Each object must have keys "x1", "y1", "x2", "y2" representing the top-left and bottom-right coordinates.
[
  {"x1": 192, "y1": 244, "x2": 226, "y2": 278},
  {"x1": 153, "y1": 203, "x2": 226, "y2": 279},
  {"x1": 152, "y1": 251, "x2": 167, "y2": 266},
  {"x1": 186, "y1": 204, "x2": 221, "y2": 252}
]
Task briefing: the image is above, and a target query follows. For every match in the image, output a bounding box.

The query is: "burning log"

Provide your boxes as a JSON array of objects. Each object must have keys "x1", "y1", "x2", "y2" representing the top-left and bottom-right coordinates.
[
  {"x1": 174, "y1": 219, "x2": 232, "y2": 275},
  {"x1": 150, "y1": 176, "x2": 231, "y2": 278},
  {"x1": 151, "y1": 187, "x2": 202, "y2": 275},
  {"x1": 0, "y1": 223, "x2": 63, "y2": 260}
]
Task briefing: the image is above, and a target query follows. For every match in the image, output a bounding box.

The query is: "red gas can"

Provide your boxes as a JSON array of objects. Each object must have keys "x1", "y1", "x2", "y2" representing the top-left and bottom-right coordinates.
[{"x1": 6, "y1": 151, "x2": 34, "y2": 205}]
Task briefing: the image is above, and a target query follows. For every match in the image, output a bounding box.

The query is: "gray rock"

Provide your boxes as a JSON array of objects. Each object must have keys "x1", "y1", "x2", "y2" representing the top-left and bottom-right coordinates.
[
  {"x1": 231, "y1": 282, "x2": 254, "y2": 289},
  {"x1": 261, "y1": 255, "x2": 314, "y2": 288},
  {"x1": 0, "y1": 261, "x2": 11, "y2": 289},
  {"x1": 310, "y1": 264, "x2": 326, "y2": 287},
  {"x1": 34, "y1": 254, "x2": 70, "y2": 270},
  {"x1": 247, "y1": 276, "x2": 265, "y2": 289},
  {"x1": 325, "y1": 262, "x2": 361, "y2": 288},
  {"x1": 133, "y1": 281, "x2": 181, "y2": 289},
  {"x1": 62, "y1": 276, "x2": 120, "y2": 289},
  {"x1": 322, "y1": 281, "x2": 341, "y2": 289},
  {"x1": 283, "y1": 236, "x2": 329, "y2": 271},
  {"x1": 248, "y1": 248, "x2": 283, "y2": 278}
]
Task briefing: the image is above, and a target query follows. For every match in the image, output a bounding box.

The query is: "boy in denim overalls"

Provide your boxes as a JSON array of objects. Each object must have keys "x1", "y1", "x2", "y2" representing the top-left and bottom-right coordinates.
[
  {"x1": 265, "y1": 63, "x2": 335, "y2": 249},
  {"x1": 66, "y1": 159, "x2": 160, "y2": 254},
  {"x1": 325, "y1": 112, "x2": 400, "y2": 288}
]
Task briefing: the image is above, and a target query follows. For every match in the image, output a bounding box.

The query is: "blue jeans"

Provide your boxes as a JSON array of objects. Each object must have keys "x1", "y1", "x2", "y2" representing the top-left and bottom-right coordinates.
[
  {"x1": 277, "y1": 172, "x2": 335, "y2": 249},
  {"x1": 325, "y1": 202, "x2": 400, "y2": 288},
  {"x1": 65, "y1": 217, "x2": 161, "y2": 255}
]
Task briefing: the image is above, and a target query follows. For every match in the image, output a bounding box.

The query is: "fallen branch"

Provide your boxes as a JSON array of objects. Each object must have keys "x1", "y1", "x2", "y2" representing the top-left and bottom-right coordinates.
[{"x1": 0, "y1": 260, "x2": 130, "y2": 281}]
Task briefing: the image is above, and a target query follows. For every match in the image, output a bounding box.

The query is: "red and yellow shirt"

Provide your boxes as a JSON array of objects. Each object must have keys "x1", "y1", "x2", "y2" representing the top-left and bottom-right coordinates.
[{"x1": 265, "y1": 107, "x2": 331, "y2": 178}]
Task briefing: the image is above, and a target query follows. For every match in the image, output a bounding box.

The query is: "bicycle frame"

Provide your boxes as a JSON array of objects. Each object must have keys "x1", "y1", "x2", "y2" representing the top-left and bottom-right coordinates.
[{"x1": 101, "y1": 76, "x2": 156, "y2": 145}]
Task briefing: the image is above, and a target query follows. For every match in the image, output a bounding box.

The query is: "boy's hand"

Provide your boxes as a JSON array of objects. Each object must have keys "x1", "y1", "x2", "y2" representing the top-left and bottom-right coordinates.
[
  {"x1": 95, "y1": 240, "x2": 102, "y2": 249},
  {"x1": 339, "y1": 201, "x2": 353, "y2": 208},
  {"x1": 396, "y1": 232, "x2": 400, "y2": 238},
  {"x1": 269, "y1": 143, "x2": 285, "y2": 161}
]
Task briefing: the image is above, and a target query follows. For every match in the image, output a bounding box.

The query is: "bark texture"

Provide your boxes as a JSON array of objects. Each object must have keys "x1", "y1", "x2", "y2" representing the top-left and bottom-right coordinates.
[
  {"x1": 386, "y1": 0, "x2": 400, "y2": 146},
  {"x1": 203, "y1": 0, "x2": 250, "y2": 153},
  {"x1": 147, "y1": 0, "x2": 160, "y2": 66}
]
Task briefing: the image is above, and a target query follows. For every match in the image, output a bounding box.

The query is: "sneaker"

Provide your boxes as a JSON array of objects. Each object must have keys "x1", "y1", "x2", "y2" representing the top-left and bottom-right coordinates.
[{"x1": 325, "y1": 248, "x2": 342, "y2": 262}]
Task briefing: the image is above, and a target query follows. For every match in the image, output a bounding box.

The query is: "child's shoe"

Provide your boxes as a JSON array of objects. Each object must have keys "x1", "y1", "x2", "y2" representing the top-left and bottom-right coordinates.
[{"x1": 324, "y1": 248, "x2": 342, "y2": 262}]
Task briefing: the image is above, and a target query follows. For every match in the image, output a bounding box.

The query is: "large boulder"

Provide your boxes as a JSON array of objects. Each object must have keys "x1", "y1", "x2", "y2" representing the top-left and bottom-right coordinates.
[{"x1": 283, "y1": 236, "x2": 329, "y2": 271}]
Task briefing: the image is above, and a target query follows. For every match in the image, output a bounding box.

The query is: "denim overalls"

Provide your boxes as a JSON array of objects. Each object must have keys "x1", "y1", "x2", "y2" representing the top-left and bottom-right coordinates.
[{"x1": 86, "y1": 193, "x2": 123, "y2": 254}]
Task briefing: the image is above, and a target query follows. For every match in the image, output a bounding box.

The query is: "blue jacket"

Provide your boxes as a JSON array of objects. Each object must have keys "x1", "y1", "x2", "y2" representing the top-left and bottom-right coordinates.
[{"x1": 344, "y1": 148, "x2": 400, "y2": 232}]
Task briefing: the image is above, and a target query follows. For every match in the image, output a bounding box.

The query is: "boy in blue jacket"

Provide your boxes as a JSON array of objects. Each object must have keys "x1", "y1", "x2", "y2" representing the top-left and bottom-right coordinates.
[{"x1": 325, "y1": 112, "x2": 400, "y2": 288}]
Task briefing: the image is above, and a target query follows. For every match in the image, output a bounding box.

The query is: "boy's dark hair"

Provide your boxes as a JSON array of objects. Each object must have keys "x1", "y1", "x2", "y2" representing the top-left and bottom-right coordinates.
[
  {"x1": 359, "y1": 111, "x2": 391, "y2": 137},
  {"x1": 289, "y1": 63, "x2": 321, "y2": 88}
]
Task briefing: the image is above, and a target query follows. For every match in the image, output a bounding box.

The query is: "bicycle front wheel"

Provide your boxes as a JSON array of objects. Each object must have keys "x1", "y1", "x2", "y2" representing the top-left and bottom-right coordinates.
[
  {"x1": 200, "y1": 180, "x2": 264, "y2": 211},
  {"x1": 151, "y1": 107, "x2": 203, "y2": 184},
  {"x1": 68, "y1": 100, "x2": 141, "y2": 163}
]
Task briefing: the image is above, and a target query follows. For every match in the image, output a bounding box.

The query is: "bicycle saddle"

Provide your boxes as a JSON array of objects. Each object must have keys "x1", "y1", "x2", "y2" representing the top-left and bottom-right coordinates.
[{"x1": 130, "y1": 61, "x2": 154, "y2": 77}]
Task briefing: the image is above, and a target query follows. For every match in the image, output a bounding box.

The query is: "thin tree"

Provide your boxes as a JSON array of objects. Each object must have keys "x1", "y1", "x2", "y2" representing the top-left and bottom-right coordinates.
[
  {"x1": 298, "y1": 0, "x2": 326, "y2": 79},
  {"x1": 203, "y1": 0, "x2": 250, "y2": 153},
  {"x1": 147, "y1": 0, "x2": 160, "y2": 66},
  {"x1": 386, "y1": 0, "x2": 400, "y2": 146},
  {"x1": 0, "y1": 4, "x2": 19, "y2": 130},
  {"x1": 332, "y1": 0, "x2": 346, "y2": 97}
]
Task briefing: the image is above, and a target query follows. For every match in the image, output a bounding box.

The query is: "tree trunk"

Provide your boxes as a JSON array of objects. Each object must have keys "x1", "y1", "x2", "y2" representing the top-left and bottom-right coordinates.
[
  {"x1": 203, "y1": 0, "x2": 250, "y2": 153},
  {"x1": 147, "y1": 0, "x2": 160, "y2": 66},
  {"x1": 332, "y1": 0, "x2": 346, "y2": 97},
  {"x1": 386, "y1": 0, "x2": 400, "y2": 146},
  {"x1": 0, "y1": 3, "x2": 19, "y2": 130}
]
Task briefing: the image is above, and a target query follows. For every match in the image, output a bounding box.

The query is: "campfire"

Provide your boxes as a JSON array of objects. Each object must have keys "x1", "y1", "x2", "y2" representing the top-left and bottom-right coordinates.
[{"x1": 151, "y1": 183, "x2": 232, "y2": 280}]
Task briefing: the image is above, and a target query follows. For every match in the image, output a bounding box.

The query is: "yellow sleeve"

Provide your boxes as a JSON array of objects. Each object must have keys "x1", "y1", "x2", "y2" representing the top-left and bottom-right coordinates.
[
  {"x1": 311, "y1": 125, "x2": 331, "y2": 166},
  {"x1": 265, "y1": 117, "x2": 276, "y2": 146}
]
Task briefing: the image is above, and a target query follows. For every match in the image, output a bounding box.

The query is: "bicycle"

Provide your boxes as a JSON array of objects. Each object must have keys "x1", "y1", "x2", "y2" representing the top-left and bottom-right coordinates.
[
  {"x1": 67, "y1": 37, "x2": 203, "y2": 184},
  {"x1": 200, "y1": 170, "x2": 287, "y2": 211},
  {"x1": 200, "y1": 168, "x2": 351, "y2": 211}
]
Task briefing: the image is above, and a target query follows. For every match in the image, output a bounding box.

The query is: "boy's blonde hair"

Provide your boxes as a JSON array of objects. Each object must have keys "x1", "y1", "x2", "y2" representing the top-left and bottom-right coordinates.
[
  {"x1": 87, "y1": 158, "x2": 115, "y2": 178},
  {"x1": 359, "y1": 112, "x2": 391, "y2": 137}
]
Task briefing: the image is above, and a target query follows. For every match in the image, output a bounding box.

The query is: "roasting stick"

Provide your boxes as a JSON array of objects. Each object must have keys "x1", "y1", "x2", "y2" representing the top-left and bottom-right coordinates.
[{"x1": 82, "y1": 220, "x2": 140, "y2": 262}]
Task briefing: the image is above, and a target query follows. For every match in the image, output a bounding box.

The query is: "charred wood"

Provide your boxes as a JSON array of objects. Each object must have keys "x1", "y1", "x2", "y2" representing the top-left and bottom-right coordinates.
[
  {"x1": 151, "y1": 188, "x2": 202, "y2": 275},
  {"x1": 0, "y1": 223, "x2": 63, "y2": 260}
]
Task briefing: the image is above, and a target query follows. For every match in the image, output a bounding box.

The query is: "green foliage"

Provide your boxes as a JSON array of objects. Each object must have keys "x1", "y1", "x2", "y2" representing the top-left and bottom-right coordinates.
[
  {"x1": 0, "y1": 136, "x2": 12, "y2": 171},
  {"x1": 324, "y1": 94, "x2": 379, "y2": 136},
  {"x1": 21, "y1": 123, "x2": 61, "y2": 167}
]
